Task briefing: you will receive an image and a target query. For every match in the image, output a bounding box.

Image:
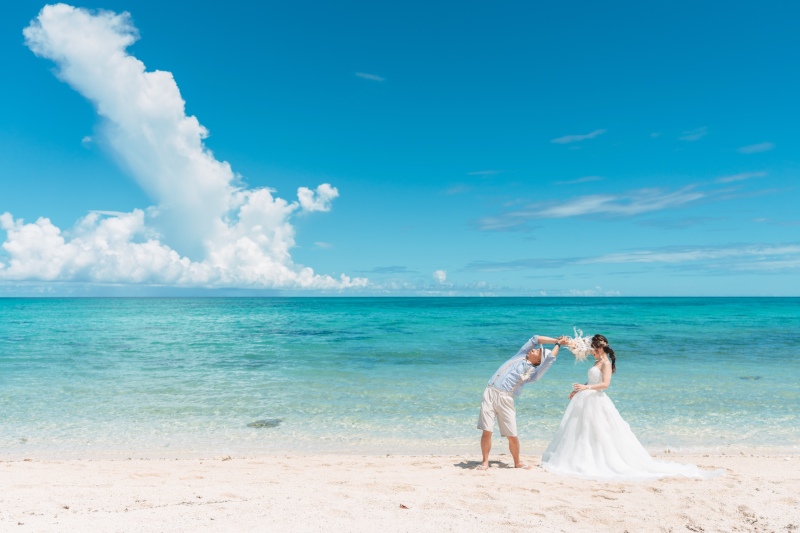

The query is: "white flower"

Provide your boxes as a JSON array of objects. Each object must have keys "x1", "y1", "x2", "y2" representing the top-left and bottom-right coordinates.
[{"x1": 564, "y1": 326, "x2": 592, "y2": 362}]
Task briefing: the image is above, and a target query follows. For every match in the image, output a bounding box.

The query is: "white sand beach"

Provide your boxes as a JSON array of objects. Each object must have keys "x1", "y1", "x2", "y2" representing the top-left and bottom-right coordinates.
[{"x1": 2, "y1": 452, "x2": 798, "y2": 532}]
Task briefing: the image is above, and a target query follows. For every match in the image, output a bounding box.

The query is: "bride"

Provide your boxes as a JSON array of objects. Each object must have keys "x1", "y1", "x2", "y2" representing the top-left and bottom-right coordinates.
[{"x1": 541, "y1": 334, "x2": 723, "y2": 480}]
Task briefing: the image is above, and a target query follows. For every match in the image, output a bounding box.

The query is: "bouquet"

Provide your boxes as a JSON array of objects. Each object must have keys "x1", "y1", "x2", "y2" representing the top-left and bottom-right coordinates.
[{"x1": 564, "y1": 327, "x2": 592, "y2": 362}]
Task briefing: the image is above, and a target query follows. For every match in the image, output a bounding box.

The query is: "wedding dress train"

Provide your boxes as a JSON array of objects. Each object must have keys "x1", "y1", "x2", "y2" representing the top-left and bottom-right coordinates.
[{"x1": 541, "y1": 366, "x2": 723, "y2": 480}]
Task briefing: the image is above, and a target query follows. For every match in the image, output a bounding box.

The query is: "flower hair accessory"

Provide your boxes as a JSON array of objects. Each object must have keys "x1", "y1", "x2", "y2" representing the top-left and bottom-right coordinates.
[{"x1": 564, "y1": 326, "x2": 592, "y2": 362}]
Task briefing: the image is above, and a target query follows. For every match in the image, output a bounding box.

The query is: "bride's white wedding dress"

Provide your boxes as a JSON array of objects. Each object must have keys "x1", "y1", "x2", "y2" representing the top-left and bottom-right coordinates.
[{"x1": 541, "y1": 366, "x2": 722, "y2": 480}]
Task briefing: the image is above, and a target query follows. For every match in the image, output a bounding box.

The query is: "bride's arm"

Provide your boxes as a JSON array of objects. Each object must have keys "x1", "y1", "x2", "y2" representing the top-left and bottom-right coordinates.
[
  {"x1": 574, "y1": 361, "x2": 613, "y2": 392},
  {"x1": 568, "y1": 381, "x2": 586, "y2": 399}
]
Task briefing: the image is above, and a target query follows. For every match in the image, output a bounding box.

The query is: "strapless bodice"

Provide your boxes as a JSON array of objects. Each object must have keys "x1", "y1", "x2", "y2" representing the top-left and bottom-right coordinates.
[{"x1": 588, "y1": 366, "x2": 602, "y2": 385}]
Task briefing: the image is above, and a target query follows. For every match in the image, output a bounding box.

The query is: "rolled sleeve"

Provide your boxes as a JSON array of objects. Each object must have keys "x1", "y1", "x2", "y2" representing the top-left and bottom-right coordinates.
[
  {"x1": 513, "y1": 335, "x2": 540, "y2": 357},
  {"x1": 528, "y1": 351, "x2": 556, "y2": 383}
]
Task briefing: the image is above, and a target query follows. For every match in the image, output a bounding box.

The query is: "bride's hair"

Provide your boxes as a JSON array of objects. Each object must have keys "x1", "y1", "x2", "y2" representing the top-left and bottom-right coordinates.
[{"x1": 591, "y1": 334, "x2": 616, "y2": 373}]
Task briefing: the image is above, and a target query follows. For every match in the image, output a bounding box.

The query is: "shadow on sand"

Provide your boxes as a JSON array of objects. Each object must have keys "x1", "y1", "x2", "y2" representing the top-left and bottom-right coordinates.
[{"x1": 453, "y1": 460, "x2": 513, "y2": 470}]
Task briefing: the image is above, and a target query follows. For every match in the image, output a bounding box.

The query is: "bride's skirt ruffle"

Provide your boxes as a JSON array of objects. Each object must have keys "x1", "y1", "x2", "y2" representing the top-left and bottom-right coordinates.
[{"x1": 541, "y1": 391, "x2": 724, "y2": 481}]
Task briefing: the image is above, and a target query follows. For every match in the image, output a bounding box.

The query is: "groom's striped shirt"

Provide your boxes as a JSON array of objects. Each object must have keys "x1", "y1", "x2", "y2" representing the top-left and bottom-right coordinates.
[{"x1": 487, "y1": 335, "x2": 557, "y2": 396}]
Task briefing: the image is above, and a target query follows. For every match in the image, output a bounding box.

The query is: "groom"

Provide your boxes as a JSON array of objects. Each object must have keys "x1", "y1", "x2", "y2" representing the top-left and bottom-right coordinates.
[{"x1": 477, "y1": 334, "x2": 566, "y2": 470}]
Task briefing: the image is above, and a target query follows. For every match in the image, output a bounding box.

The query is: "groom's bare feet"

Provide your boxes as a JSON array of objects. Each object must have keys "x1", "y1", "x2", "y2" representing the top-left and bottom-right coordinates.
[
  {"x1": 515, "y1": 463, "x2": 533, "y2": 470},
  {"x1": 476, "y1": 463, "x2": 490, "y2": 470}
]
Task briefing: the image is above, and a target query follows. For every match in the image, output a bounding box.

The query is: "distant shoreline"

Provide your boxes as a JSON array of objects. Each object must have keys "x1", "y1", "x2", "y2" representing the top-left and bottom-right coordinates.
[{"x1": 2, "y1": 294, "x2": 800, "y2": 299}]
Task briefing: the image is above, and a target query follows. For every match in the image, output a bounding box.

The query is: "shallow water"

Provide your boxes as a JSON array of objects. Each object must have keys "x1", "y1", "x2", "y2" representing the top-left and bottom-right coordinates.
[{"x1": 1, "y1": 297, "x2": 798, "y2": 457}]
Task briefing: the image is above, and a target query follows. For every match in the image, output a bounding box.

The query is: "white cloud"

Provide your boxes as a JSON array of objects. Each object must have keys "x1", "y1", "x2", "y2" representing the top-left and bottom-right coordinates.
[
  {"x1": 467, "y1": 170, "x2": 504, "y2": 176},
  {"x1": 476, "y1": 170, "x2": 785, "y2": 232},
  {"x1": 551, "y1": 129, "x2": 606, "y2": 144},
  {"x1": 453, "y1": 243, "x2": 800, "y2": 283},
  {"x1": 752, "y1": 218, "x2": 800, "y2": 227},
  {"x1": 362, "y1": 277, "x2": 497, "y2": 295},
  {"x1": 90, "y1": 210, "x2": 128, "y2": 216},
  {"x1": 4, "y1": 4, "x2": 366, "y2": 290},
  {"x1": 738, "y1": 142, "x2": 774, "y2": 154},
  {"x1": 297, "y1": 184, "x2": 339, "y2": 213},
  {"x1": 476, "y1": 176, "x2": 767, "y2": 231},
  {"x1": 566, "y1": 287, "x2": 621, "y2": 296},
  {"x1": 581, "y1": 244, "x2": 800, "y2": 268},
  {"x1": 433, "y1": 269, "x2": 447, "y2": 283},
  {"x1": 355, "y1": 72, "x2": 385, "y2": 82},
  {"x1": 0, "y1": 209, "x2": 366, "y2": 288},
  {"x1": 0, "y1": 210, "x2": 203, "y2": 284},
  {"x1": 679, "y1": 127, "x2": 708, "y2": 141},
  {"x1": 715, "y1": 171, "x2": 766, "y2": 184},
  {"x1": 474, "y1": 216, "x2": 531, "y2": 232},
  {"x1": 555, "y1": 175, "x2": 603, "y2": 185},
  {"x1": 445, "y1": 184, "x2": 471, "y2": 195},
  {"x1": 477, "y1": 186, "x2": 704, "y2": 230}
]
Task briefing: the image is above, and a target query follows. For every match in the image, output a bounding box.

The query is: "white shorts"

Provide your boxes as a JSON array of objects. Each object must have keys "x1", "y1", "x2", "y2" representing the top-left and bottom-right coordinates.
[{"x1": 477, "y1": 386, "x2": 517, "y2": 437}]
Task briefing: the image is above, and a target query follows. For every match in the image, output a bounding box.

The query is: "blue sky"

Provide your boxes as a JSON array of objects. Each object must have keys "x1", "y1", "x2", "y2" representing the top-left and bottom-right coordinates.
[{"x1": 1, "y1": 1, "x2": 798, "y2": 295}]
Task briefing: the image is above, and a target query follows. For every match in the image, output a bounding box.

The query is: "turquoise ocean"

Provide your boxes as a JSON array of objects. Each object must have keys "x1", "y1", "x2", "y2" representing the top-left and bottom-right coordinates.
[{"x1": 1, "y1": 298, "x2": 798, "y2": 458}]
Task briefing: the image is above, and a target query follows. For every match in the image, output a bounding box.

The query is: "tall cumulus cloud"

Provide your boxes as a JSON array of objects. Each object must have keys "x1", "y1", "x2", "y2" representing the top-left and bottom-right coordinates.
[{"x1": 0, "y1": 4, "x2": 366, "y2": 289}]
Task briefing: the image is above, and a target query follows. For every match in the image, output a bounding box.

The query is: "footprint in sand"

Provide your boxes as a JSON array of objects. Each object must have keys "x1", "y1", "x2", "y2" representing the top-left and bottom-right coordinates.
[{"x1": 592, "y1": 493, "x2": 617, "y2": 500}]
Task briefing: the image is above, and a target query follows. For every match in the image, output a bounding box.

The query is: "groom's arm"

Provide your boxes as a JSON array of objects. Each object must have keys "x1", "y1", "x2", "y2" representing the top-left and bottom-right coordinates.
[
  {"x1": 537, "y1": 335, "x2": 570, "y2": 345},
  {"x1": 512, "y1": 335, "x2": 539, "y2": 357},
  {"x1": 529, "y1": 351, "x2": 558, "y2": 382},
  {"x1": 513, "y1": 334, "x2": 568, "y2": 357}
]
